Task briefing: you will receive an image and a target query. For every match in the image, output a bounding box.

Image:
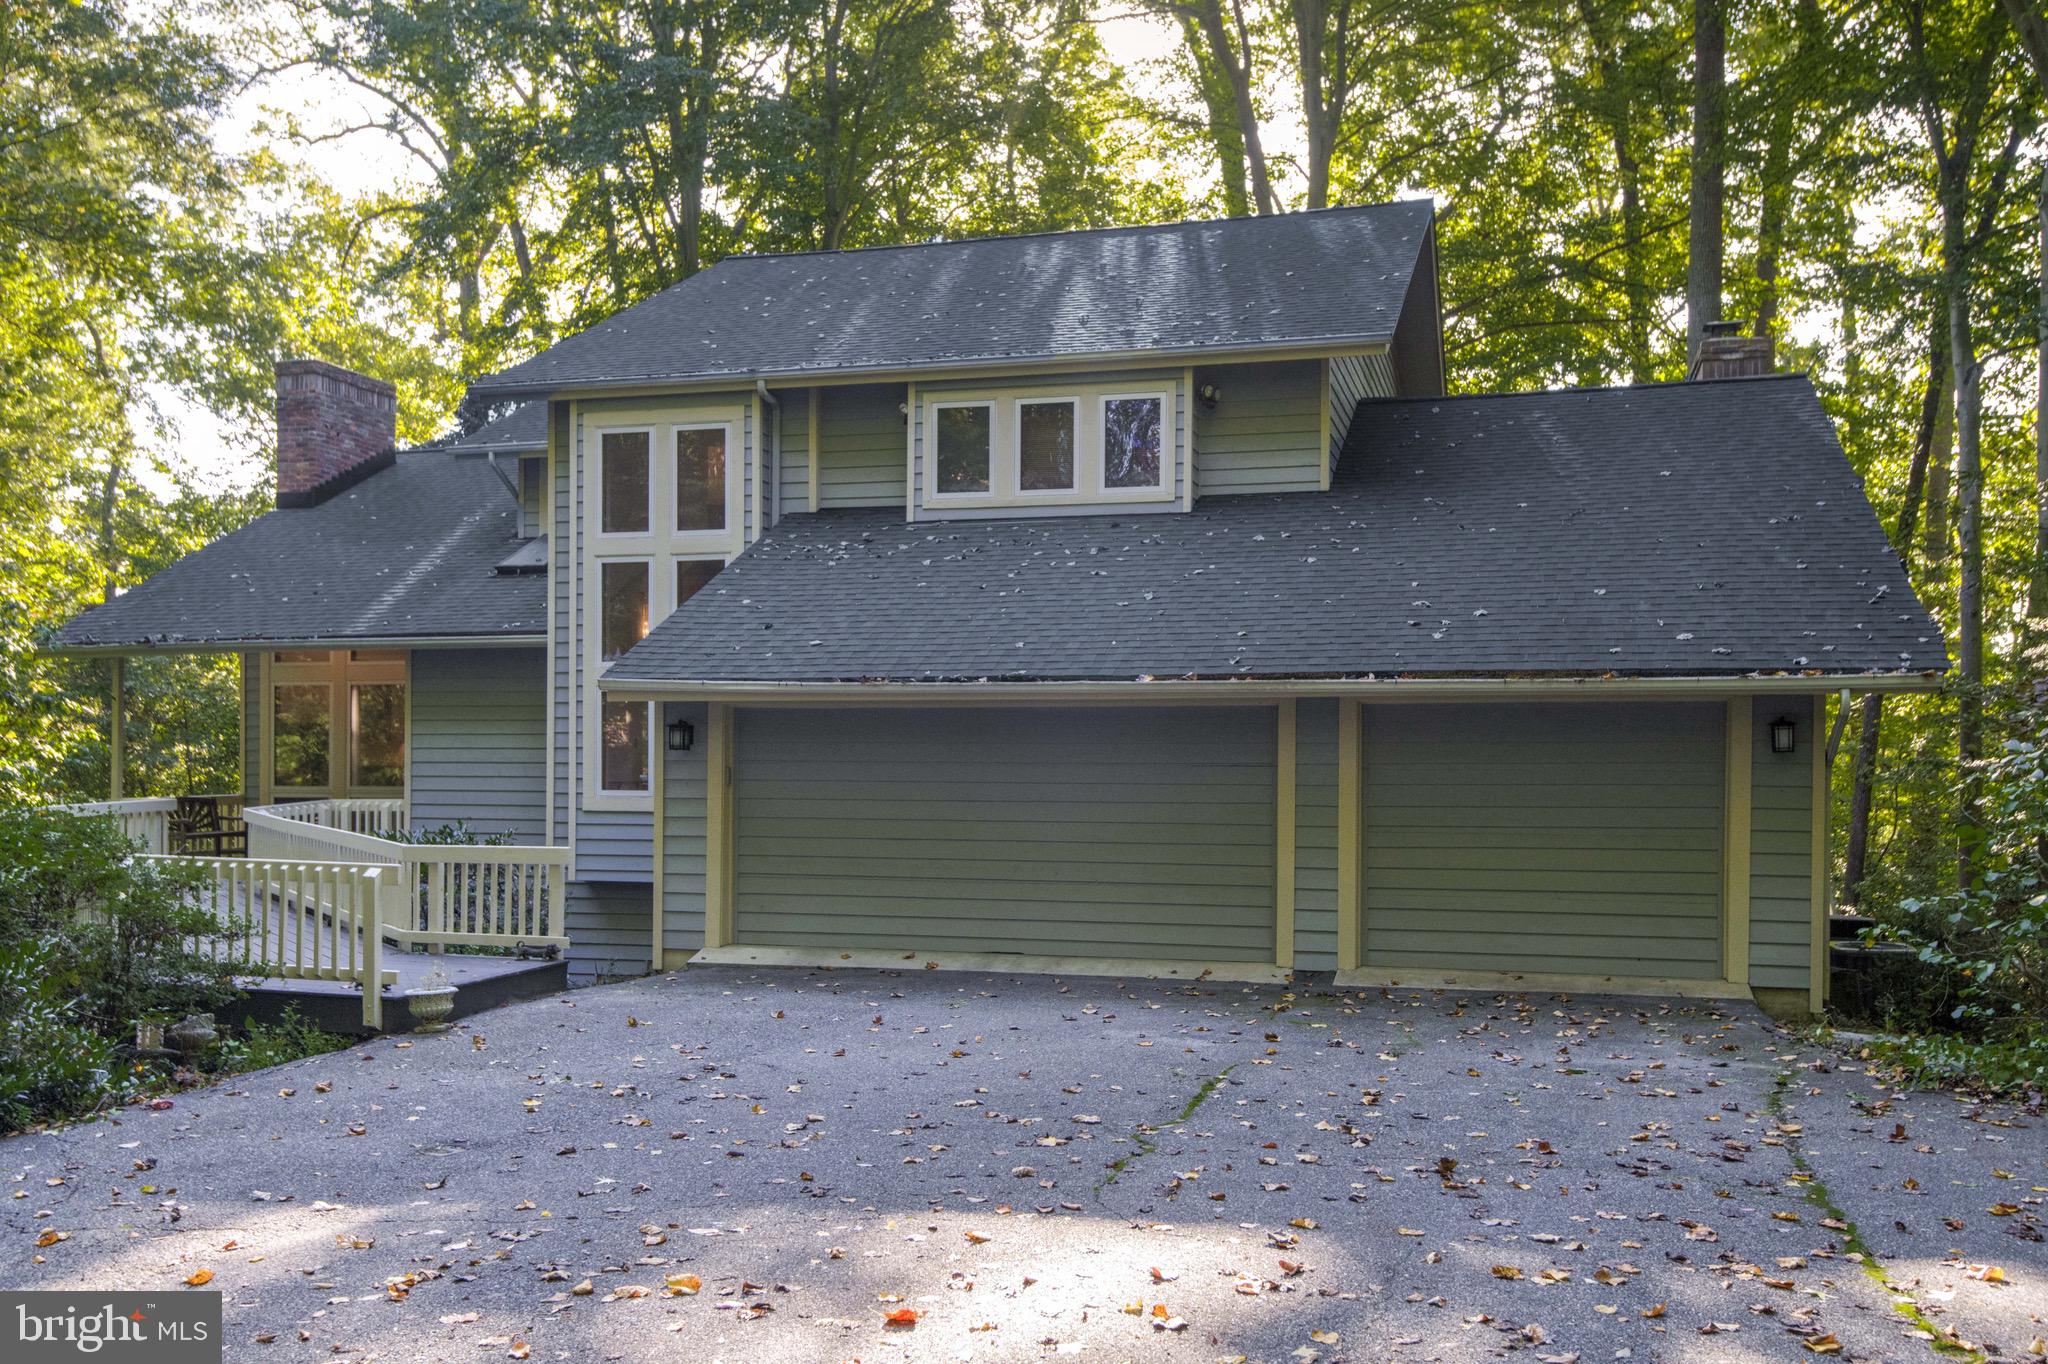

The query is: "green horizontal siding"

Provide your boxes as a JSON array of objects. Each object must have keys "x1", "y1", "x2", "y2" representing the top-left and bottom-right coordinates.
[
  {"x1": 776, "y1": 387, "x2": 811, "y2": 514},
  {"x1": 660, "y1": 701, "x2": 710, "y2": 956},
  {"x1": 408, "y1": 647, "x2": 548, "y2": 842},
  {"x1": 1294, "y1": 699, "x2": 1339, "y2": 970},
  {"x1": 564, "y1": 880, "x2": 650, "y2": 984},
  {"x1": 815, "y1": 383, "x2": 903, "y2": 509},
  {"x1": 1363, "y1": 702, "x2": 1724, "y2": 980},
  {"x1": 732, "y1": 706, "x2": 1277, "y2": 961},
  {"x1": 1193, "y1": 359, "x2": 1321, "y2": 494},
  {"x1": 1748, "y1": 694, "x2": 1816, "y2": 991},
  {"x1": 240, "y1": 652, "x2": 261, "y2": 801}
]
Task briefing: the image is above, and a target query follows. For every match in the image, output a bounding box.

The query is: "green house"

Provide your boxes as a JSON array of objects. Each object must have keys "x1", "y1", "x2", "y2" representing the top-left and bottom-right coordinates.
[{"x1": 54, "y1": 201, "x2": 1945, "y2": 1019}]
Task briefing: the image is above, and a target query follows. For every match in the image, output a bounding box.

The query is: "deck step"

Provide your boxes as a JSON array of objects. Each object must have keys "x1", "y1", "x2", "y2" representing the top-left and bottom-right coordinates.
[{"x1": 230, "y1": 955, "x2": 568, "y2": 1036}]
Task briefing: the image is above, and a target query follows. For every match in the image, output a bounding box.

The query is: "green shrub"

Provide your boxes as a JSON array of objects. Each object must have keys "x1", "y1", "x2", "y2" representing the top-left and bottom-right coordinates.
[
  {"x1": 216, "y1": 1008, "x2": 348, "y2": 1072},
  {"x1": 0, "y1": 807, "x2": 239, "y2": 1034},
  {"x1": 1884, "y1": 717, "x2": 2048, "y2": 1089},
  {"x1": 0, "y1": 941, "x2": 116, "y2": 1131}
]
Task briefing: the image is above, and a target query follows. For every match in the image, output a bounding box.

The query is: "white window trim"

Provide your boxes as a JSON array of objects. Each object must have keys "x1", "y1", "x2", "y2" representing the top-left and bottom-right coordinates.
[
  {"x1": 672, "y1": 420, "x2": 740, "y2": 547},
  {"x1": 1013, "y1": 396, "x2": 1081, "y2": 498},
  {"x1": 594, "y1": 425, "x2": 656, "y2": 539},
  {"x1": 924, "y1": 399, "x2": 998, "y2": 504},
  {"x1": 1095, "y1": 390, "x2": 1175, "y2": 502},
  {"x1": 580, "y1": 405, "x2": 745, "y2": 813}
]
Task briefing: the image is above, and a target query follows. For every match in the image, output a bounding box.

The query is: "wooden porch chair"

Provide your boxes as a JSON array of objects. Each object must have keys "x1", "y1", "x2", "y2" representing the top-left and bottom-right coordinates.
[{"x1": 170, "y1": 796, "x2": 247, "y2": 856}]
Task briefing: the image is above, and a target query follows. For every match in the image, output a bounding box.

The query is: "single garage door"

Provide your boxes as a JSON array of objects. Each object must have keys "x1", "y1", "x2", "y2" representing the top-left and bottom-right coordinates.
[
  {"x1": 733, "y1": 706, "x2": 1277, "y2": 962},
  {"x1": 1364, "y1": 702, "x2": 1724, "y2": 980}
]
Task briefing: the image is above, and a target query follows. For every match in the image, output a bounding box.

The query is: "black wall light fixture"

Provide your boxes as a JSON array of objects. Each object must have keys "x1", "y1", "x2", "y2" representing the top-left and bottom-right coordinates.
[
  {"x1": 666, "y1": 716, "x2": 696, "y2": 752},
  {"x1": 1769, "y1": 716, "x2": 1796, "y2": 755}
]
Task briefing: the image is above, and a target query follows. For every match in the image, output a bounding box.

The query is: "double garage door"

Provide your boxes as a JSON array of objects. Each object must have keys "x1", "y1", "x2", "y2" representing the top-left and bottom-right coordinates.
[
  {"x1": 732, "y1": 707, "x2": 1279, "y2": 963},
  {"x1": 720, "y1": 702, "x2": 1725, "y2": 981}
]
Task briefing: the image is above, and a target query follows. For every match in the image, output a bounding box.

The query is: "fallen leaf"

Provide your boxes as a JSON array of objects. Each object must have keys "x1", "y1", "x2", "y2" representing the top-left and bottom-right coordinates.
[
  {"x1": 184, "y1": 1269, "x2": 213, "y2": 1287},
  {"x1": 883, "y1": 1307, "x2": 920, "y2": 1327},
  {"x1": 1803, "y1": 1334, "x2": 1843, "y2": 1354}
]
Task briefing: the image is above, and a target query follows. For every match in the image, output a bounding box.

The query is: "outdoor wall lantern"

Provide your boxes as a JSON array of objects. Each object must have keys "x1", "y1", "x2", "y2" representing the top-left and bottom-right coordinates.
[
  {"x1": 666, "y1": 717, "x2": 696, "y2": 752},
  {"x1": 1769, "y1": 716, "x2": 1797, "y2": 755},
  {"x1": 1196, "y1": 381, "x2": 1221, "y2": 410}
]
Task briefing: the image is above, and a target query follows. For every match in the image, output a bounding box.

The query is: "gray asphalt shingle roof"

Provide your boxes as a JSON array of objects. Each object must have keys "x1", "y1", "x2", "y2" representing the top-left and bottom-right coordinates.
[
  {"x1": 603, "y1": 374, "x2": 1945, "y2": 686},
  {"x1": 440, "y1": 401, "x2": 547, "y2": 454},
  {"x1": 53, "y1": 451, "x2": 546, "y2": 651},
  {"x1": 473, "y1": 202, "x2": 1436, "y2": 396}
]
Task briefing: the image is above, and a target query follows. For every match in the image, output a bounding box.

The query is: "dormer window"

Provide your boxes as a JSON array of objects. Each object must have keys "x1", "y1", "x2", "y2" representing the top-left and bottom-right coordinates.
[
  {"x1": 1018, "y1": 399, "x2": 1077, "y2": 493},
  {"x1": 933, "y1": 402, "x2": 993, "y2": 494},
  {"x1": 1103, "y1": 396, "x2": 1164, "y2": 489},
  {"x1": 919, "y1": 381, "x2": 1176, "y2": 512}
]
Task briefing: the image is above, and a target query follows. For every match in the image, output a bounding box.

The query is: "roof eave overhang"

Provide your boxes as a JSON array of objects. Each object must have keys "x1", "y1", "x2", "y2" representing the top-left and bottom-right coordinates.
[
  {"x1": 49, "y1": 632, "x2": 549, "y2": 658},
  {"x1": 600, "y1": 671, "x2": 1946, "y2": 704},
  {"x1": 468, "y1": 336, "x2": 1397, "y2": 401}
]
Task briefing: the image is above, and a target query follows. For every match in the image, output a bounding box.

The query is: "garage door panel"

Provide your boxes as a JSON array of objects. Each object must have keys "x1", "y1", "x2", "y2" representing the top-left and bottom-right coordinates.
[
  {"x1": 1365, "y1": 702, "x2": 1724, "y2": 981},
  {"x1": 734, "y1": 706, "x2": 1277, "y2": 963}
]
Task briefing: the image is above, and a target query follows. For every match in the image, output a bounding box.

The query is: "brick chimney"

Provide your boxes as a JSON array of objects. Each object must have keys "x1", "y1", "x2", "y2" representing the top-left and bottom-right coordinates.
[
  {"x1": 1689, "y1": 319, "x2": 1774, "y2": 381},
  {"x1": 275, "y1": 359, "x2": 398, "y2": 507}
]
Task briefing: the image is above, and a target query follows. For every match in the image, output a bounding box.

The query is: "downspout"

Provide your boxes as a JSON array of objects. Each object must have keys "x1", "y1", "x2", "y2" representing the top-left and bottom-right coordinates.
[
  {"x1": 485, "y1": 452, "x2": 524, "y2": 534},
  {"x1": 756, "y1": 381, "x2": 781, "y2": 527}
]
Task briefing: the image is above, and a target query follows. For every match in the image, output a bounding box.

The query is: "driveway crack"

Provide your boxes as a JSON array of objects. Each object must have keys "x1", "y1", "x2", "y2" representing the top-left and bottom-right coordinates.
[
  {"x1": 1097, "y1": 1063, "x2": 1237, "y2": 1191},
  {"x1": 1770, "y1": 1071, "x2": 1988, "y2": 1363}
]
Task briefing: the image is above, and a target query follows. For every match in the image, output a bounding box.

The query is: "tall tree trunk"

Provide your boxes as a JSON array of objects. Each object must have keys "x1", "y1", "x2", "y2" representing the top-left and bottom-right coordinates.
[
  {"x1": 1999, "y1": 2, "x2": 2048, "y2": 618},
  {"x1": 1292, "y1": 0, "x2": 1352, "y2": 210},
  {"x1": 1687, "y1": 0, "x2": 1726, "y2": 359},
  {"x1": 1948, "y1": 202, "x2": 1988, "y2": 882},
  {"x1": 1842, "y1": 316, "x2": 1946, "y2": 905},
  {"x1": 1577, "y1": 0, "x2": 1653, "y2": 382},
  {"x1": 2033, "y1": 164, "x2": 2048, "y2": 620},
  {"x1": 1189, "y1": 0, "x2": 1275, "y2": 214},
  {"x1": 1177, "y1": 11, "x2": 1251, "y2": 216},
  {"x1": 1923, "y1": 371, "x2": 1955, "y2": 562}
]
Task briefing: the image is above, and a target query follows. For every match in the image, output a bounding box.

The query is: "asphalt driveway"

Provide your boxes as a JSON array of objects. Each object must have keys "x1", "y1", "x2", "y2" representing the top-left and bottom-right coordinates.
[{"x1": 4, "y1": 968, "x2": 2042, "y2": 1362}]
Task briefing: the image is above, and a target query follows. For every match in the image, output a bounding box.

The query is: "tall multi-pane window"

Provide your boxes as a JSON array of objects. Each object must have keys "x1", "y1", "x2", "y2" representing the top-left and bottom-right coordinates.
[{"x1": 600, "y1": 561, "x2": 650, "y2": 661}]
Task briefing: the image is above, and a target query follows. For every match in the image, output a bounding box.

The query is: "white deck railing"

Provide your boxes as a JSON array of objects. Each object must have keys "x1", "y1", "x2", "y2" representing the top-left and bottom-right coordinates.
[
  {"x1": 243, "y1": 800, "x2": 569, "y2": 953},
  {"x1": 42, "y1": 794, "x2": 246, "y2": 854},
  {"x1": 140, "y1": 855, "x2": 395, "y2": 1029}
]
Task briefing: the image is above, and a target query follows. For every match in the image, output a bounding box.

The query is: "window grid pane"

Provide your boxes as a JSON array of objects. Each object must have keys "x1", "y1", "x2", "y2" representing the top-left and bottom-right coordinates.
[
  {"x1": 601, "y1": 561, "x2": 650, "y2": 661},
  {"x1": 601, "y1": 431, "x2": 650, "y2": 533},
  {"x1": 1104, "y1": 397, "x2": 1164, "y2": 489},
  {"x1": 273, "y1": 685, "x2": 330, "y2": 789},
  {"x1": 1018, "y1": 401, "x2": 1075, "y2": 491},
  {"x1": 677, "y1": 558, "x2": 722, "y2": 608},
  {"x1": 350, "y1": 683, "x2": 406, "y2": 789},
  {"x1": 676, "y1": 428, "x2": 727, "y2": 531},
  {"x1": 601, "y1": 701, "x2": 649, "y2": 792},
  {"x1": 935, "y1": 406, "x2": 991, "y2": 493}
]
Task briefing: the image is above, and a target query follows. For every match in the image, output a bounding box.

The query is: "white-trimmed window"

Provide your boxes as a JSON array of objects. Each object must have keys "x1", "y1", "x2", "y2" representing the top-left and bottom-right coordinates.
[
  {"x1": 674, "y1": 424, "x2": 728, "y2": 532},
  {"x1": 599, "y1": 429, "x2": 652, "y2": 535},
  {"x1": 1016, "y1": 398, "x2": 1078, "y2": 494},
  {"x1": 1101, "y1": 393, "x2": 1166, "y2": 491},
  {"x1": 264, "y1": 649, "x2": 407, "y2": 800},
  {"x1": 931, "y1": 401, "x2": 994, "y2": 496},
  {"x1": 919, "y1": 383, "x2": 1175, "y2": 511},
  {"x1": 583, "y1": 407, "x2": 743, "y2": 809}
]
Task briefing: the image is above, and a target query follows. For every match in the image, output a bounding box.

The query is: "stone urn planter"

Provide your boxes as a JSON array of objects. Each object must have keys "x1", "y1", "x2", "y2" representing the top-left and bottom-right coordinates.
[
  {"x1": 405, "y1": 966, "x2": 458, "y2": 1033},
  {"x1": 167, "y1": 1013, "x2": 217, "y2": 1060}
]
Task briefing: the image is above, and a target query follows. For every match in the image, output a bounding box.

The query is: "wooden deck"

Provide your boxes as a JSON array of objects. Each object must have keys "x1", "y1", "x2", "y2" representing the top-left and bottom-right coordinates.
[{"x1": 207, "y1": 879, "x2": 567, "y2": 1034}]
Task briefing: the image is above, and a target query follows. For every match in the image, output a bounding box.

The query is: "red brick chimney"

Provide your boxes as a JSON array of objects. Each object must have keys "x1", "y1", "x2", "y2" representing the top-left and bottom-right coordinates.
[
  {"x1": 275, "y1": 359, "x2": 398, "y2": 507},
  {"x1": 1688, "y1": 320, "x2": 1775, "y2": 381}
]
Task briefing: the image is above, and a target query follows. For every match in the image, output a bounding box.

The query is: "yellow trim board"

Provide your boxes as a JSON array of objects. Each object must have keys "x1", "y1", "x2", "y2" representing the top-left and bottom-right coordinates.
[
  {"x1": 1332, "y1": 968, "x2": 1755, "y2": 1002},
  {"x1": 1337, "y1": 699, "x2": 1361, "y2": 971},
  {"x1": 688, "y1": 943, "x2": 1289, "y2": 986}
]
